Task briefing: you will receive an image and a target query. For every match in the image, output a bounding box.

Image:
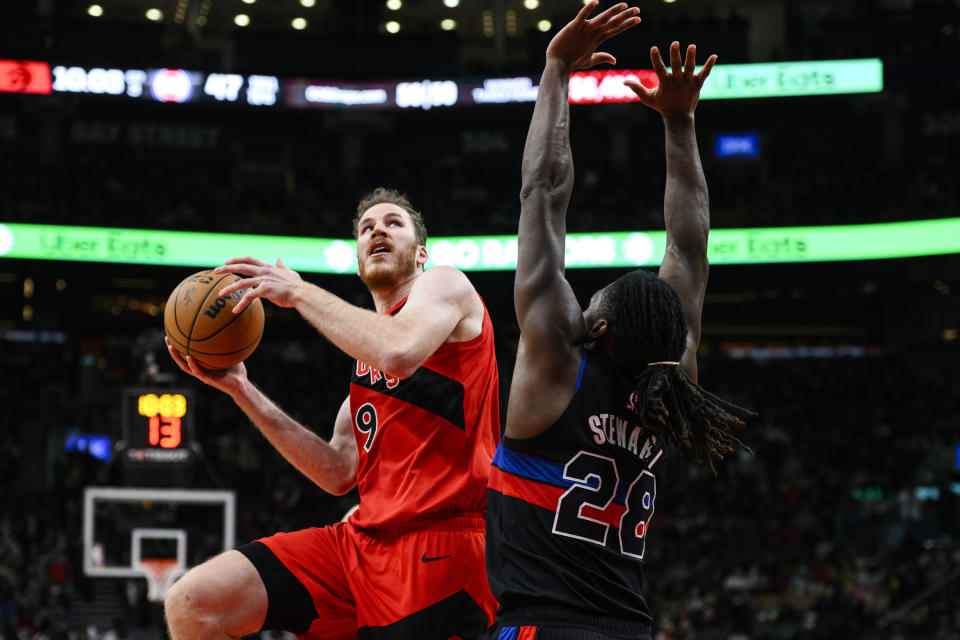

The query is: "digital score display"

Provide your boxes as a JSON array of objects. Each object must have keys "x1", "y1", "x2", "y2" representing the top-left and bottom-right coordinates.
[
  {"x1": 51, "y1": 65, "x2": 279, "y2": 106},
  {"x1": 121, "y1": 388, "x2": 194, "y2": 464}
]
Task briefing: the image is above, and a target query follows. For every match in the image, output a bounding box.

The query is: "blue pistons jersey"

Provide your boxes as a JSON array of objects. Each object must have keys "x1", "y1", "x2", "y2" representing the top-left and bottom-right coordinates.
[{"x1": 486, "y1": 348, "x2": 673, "y2": 625}]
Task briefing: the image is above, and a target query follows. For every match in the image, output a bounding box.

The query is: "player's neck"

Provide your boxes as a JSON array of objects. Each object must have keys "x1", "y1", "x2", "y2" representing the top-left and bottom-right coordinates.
[{"x1": 368, "y1": 271, "x2": 421, "y2": 313}]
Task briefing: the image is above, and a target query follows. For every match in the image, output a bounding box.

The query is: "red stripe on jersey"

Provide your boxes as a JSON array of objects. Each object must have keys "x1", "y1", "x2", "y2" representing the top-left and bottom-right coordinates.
[
  {"x1": 489, "y1": 466, "x2": 627, "y2": 530},
  {"x1": 582, "y1": 501, "x2": 627, "y2": 530},
  {"x1": 489, "y1": 465, "x2": 564, "y2": 512},
  {"x1": 517, "y1": 626, "x2": 538, "y2": 640}
]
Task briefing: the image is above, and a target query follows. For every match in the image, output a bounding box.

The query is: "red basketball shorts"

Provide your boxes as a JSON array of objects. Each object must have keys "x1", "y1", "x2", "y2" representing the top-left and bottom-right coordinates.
[{"x1": 241, "y1": 512, "x2": 496, "y2": 639}]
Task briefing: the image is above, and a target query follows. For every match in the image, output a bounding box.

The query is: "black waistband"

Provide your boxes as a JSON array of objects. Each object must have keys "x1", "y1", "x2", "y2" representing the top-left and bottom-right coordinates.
[{"x1": 498, "y1": 607, "x2": 652, "y2": 637}]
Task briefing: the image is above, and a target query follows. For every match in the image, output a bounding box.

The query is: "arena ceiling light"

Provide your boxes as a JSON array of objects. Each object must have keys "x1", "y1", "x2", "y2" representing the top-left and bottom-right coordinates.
[
  {"x1": 443, "y1": 0, "x2": 460, "y2": 7},
  {"x1": 537, "y1": 19, "x2": 552, "y2": 32},
  {"x1": 241, "y1": 0, "x2": 256, "y2": 4},
  {"x1": 385, "y1": 20, "x2": 401, "y2": 33},
  {"x1": 440, "y1": 18, "x2": 456, "y2": 31},
  {"x1": 523, "y1": 0, "x2": 540, "y2": 9},
  {"x1": 300, "y1": 0, "x2": 315, "y2": 6},
  {"x1": 386, "y1": 0, "x2": 402, "y2": 10},
  {"x1": 87, "y1": 4, "x2": 103, "y2": 17},
  {"x1": 234, "y1": 13, "x2": 251, "y2": 27},
  {"x1": 145, "y1": 8, "x2": 163, "y2": 21},
  {"x1": 291, "y1": 17, "x2": 307, "y2": 30},
  {"x1": 174, "y1": 0, "x2": 186, "y2": 23}
]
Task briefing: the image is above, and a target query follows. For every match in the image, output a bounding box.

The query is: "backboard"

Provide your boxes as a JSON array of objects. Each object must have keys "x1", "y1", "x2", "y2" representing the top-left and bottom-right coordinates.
[{"x1": 83, "y1": 487, "x2": 235, "y2": 600}]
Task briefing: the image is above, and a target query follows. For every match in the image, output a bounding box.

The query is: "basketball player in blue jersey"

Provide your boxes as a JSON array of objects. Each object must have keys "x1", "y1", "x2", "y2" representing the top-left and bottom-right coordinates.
[{"x1": 486, "y1": 3, "x2": 755, "y2": 639}]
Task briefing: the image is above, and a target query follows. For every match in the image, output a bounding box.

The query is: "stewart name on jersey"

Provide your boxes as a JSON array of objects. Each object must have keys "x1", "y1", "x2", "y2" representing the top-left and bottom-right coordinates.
[
  {"x1": 348, "y1": 297, "x2": 501, "y2": 530},
  {"x1": 487, "y1": 348, "x2": 673, "y2": 625}
]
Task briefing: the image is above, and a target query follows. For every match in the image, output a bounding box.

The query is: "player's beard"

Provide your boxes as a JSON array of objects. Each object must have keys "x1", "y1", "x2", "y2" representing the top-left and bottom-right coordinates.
[{"x1": 358, "y1": 241, "x2": 419, "y2": 290}]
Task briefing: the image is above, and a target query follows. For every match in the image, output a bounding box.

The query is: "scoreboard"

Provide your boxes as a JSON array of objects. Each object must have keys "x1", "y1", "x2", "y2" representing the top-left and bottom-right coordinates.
[
  {"x1": 121, "y1": 388, "x2": 194, "y2": 465},
  {"x1": 50, "y1": 65, "x2": 280, "y2": 106}
]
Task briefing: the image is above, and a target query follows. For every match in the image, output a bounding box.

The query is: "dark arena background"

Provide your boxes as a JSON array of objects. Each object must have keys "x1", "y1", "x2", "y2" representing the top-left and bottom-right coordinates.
[{"x1": 2, "y1": 0, "x2": 960, "y2": 638}]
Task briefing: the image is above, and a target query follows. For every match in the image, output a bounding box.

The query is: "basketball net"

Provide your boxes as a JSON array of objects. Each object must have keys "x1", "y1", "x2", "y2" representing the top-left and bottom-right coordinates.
[{"x1": 139, "y1": 558, "x2": 183, "y2": 602}]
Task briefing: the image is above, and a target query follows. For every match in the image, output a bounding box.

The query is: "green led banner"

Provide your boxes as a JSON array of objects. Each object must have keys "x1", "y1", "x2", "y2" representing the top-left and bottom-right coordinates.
[
  {"x1": 700, "y1": 58, "x2": 883, "y2": 100},
  {"x1": 0, "y1": 218, "x2": 956, "y2": 273}
]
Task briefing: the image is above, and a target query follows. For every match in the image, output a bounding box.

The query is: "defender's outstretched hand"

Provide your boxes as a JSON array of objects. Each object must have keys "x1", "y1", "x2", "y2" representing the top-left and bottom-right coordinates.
[
  {"x1": 215, "y1": 257, "x2": 304, "y2": 313},
  {"x1": 546, "y1": 0, "x2": 640, "y2": 72},
  {"x1": 625, "y1": 42, "x2": 716, "y2": 118}
]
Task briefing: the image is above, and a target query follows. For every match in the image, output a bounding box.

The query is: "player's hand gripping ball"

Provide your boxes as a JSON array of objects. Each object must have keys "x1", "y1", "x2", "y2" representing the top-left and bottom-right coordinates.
[{"x1": 163, "y1": 270, "x2": 264, "y2": 370}]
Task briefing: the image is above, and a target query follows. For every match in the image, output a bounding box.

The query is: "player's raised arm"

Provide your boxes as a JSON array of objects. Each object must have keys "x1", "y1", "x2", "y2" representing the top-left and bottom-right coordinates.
[
  {"x1": 506, "y1": 3, "x2": 639, "y2": 439},
  {"x1": 515, "y1": 1, "x2": 640, "y2": 351},
  {"x1": 625, "y1": 42, "x2": 716, "y2": 383}
]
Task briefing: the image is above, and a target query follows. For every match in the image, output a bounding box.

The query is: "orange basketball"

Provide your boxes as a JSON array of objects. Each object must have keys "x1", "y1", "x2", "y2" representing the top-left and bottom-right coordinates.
[{"x1": 163, "y1": 270, "x2": 264, "y2": 370}]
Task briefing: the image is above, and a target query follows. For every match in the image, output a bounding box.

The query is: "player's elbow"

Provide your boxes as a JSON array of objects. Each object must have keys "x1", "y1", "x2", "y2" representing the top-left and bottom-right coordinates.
[
  {"x1": 666, "y1": 240, "x2": 709, "y2": 268},
  {"x1": 320, "y1": 452, "x2": 357, "y2": 495},
  {"x1": 326, "y1": 477, "x2": 357, "y2": 496},
  {"x1": 520, "y1": 157, "x2": 573, "y2": 201},
  {"x1": 519, "y1": 176, "x2": 572, "y2": 206},
  {"x1": 379, "y1": 348, "x2": 421, "y2": 380},
  {"x1": 514, "y1": 269, "x2": 562, "y2": 309}
]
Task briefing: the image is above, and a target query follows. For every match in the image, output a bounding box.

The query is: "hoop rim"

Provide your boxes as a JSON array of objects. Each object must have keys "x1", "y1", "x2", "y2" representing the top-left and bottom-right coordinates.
[{"x1": 137, "y1": 557, "x2": 185, "y2": 602}]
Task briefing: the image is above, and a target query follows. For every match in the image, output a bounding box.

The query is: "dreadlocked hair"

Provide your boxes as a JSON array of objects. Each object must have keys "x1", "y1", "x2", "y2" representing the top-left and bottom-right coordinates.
[{"x1": 602, "y1": 270, "x2": 756, "y2": 475}]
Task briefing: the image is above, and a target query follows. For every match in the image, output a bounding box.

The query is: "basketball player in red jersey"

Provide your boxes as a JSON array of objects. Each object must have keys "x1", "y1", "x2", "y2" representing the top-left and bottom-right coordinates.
[{"x1": 163, "y1": 187, "x2": 500, "y2": 639}]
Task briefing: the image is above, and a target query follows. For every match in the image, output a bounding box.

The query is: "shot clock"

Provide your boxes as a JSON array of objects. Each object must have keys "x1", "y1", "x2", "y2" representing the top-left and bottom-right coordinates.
[{"x1": 121, "y1": 388, "x2": 194, "y2": 465}]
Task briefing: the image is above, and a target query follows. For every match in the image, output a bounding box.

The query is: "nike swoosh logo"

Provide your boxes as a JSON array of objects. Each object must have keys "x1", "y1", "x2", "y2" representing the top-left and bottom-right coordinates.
[{"x1": 421, "y1": 553, "x2": 452, "y2": 563}]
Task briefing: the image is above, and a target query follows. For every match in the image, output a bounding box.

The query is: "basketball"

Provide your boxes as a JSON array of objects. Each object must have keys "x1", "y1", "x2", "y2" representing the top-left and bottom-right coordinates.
[{"x1": 163, "y1": 269, "x2": 265, "y2": 370}]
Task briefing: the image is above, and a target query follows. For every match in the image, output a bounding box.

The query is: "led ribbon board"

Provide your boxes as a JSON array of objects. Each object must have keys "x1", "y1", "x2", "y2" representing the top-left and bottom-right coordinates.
[
  {"x1": 287, "y1": 58, "x2": 883, "y2": 109},
  {"x1": 42, "y1": 58, "x2": 882, "y2": 108},
  {"x1": 0, "y1": 218, "x2": 956, "y2": 272},
  {"x1": 570, "y1": 58, "x2": 884, "y2": 104}
]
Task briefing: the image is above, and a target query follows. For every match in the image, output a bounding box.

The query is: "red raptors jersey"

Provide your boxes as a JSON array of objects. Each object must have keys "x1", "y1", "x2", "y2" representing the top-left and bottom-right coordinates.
[{"x1": 348, "y1": 297, "x2": 500, "y2": 529}]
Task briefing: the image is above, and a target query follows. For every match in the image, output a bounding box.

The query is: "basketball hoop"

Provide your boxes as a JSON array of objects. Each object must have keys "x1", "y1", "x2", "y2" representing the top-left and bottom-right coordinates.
[{"x1": 138, "y1": 557, "x2": 184, "y2": 602}]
